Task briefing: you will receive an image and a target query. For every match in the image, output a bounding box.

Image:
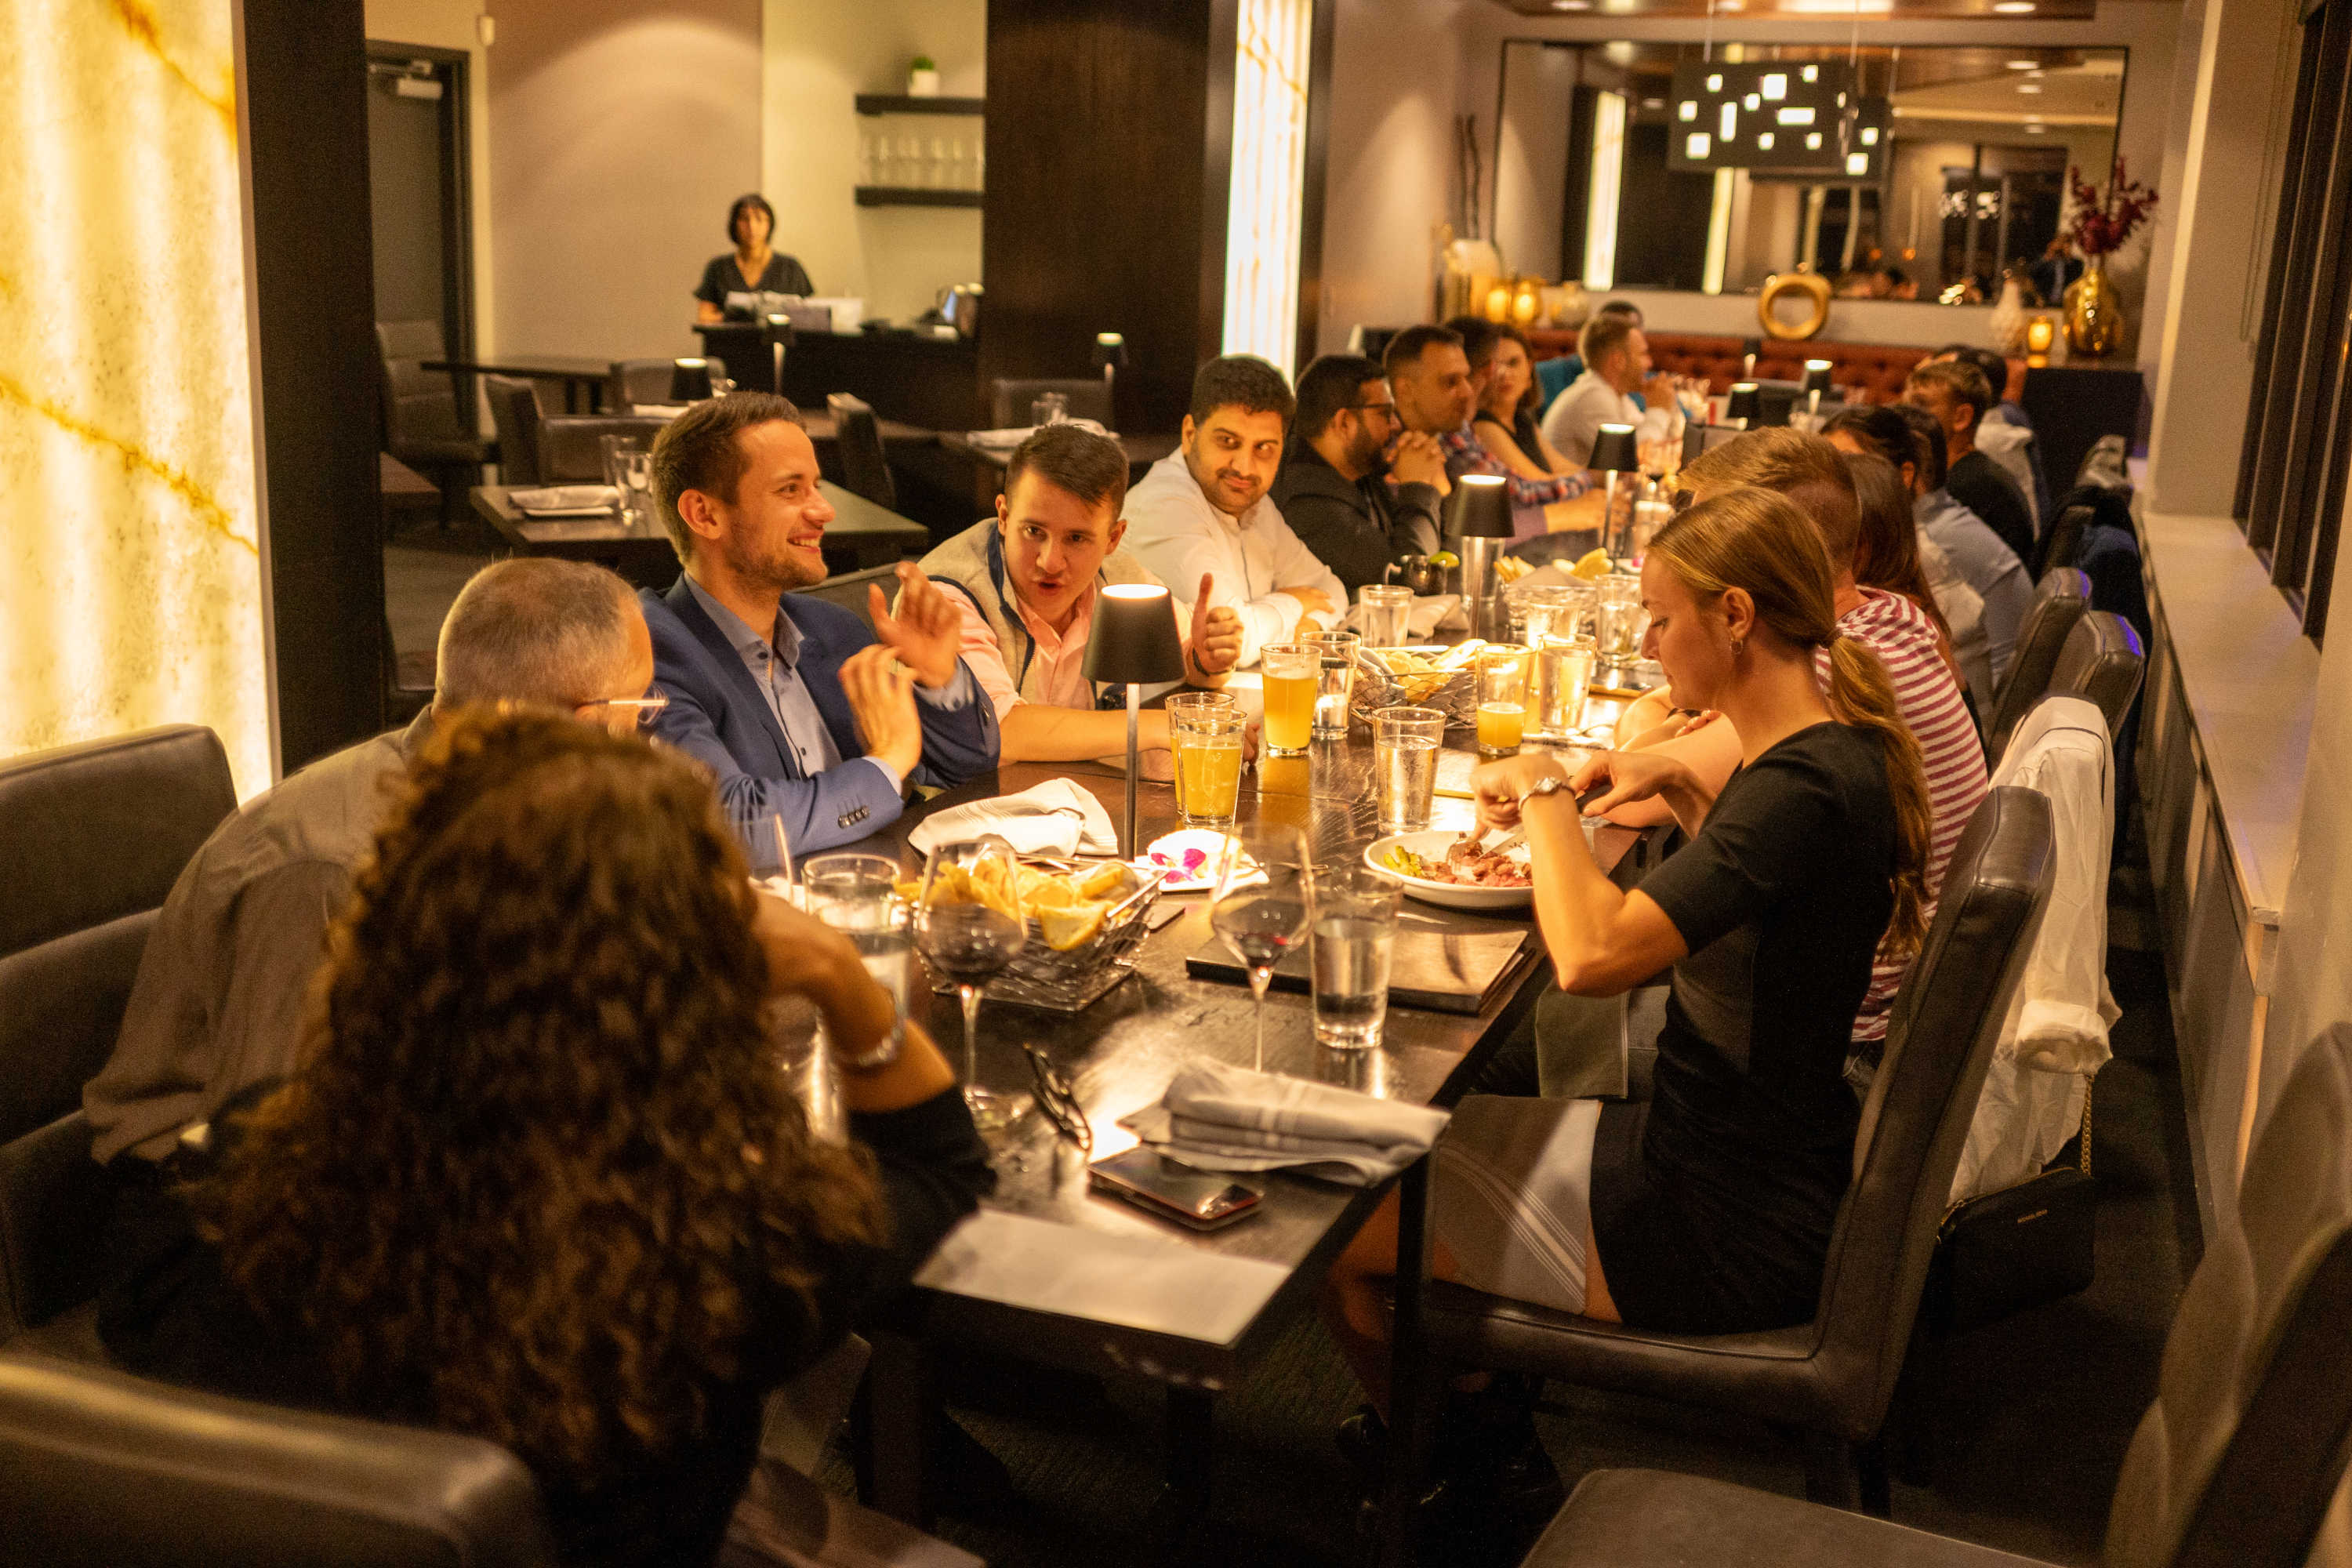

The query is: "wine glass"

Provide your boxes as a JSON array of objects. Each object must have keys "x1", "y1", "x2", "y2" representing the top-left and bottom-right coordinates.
[
  {"x1": 915, "y1": 837, "x2": 1032, "y2": 1132},
  {"x1": 1210, "y1": 827, "x2": 1312, "y2": 1072}
]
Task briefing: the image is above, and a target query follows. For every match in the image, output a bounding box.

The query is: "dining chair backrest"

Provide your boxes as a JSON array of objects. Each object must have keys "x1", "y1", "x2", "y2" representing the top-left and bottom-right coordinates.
[
  {"x1": 607, "y1": 358, "x2": 675, "y2": 410},
  {"x1": 536, "y1": 416, "x2": 670, "y2": 485},
  {"x1": 989, "y1": 377, "x2": 1112, "y2": 430},
  {"x1": 2049, "y1": 611, "x2": 2144, "y2": 739},
  {"x1": 2103, "y1": 1023, "x2": 2352, "y2": 1568},
  {"x1": 375, "y1": 319, "x2": 466, "y2": 451},
  {"x1": 1985, "y1": 568, "x2": 2092, "y2": 759},
  {"x1": 0, "y1": 1351, "x2": 559, "y2": 1568},
  {"x1": 485, "y1": 376, "x2": 545, "y2": 486},
  {"x1": 2034, "y1": 501, "x2": 2096, "y2": 577},
  {"x1": 826, "y1": 394, "x2": 898, "y2": 510}
]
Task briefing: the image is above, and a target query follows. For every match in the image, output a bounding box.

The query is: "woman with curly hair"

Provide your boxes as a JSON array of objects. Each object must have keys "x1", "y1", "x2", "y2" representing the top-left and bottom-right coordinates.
[{"x1": 102, "y1": 709, "x2": 993, "y2": 1568}]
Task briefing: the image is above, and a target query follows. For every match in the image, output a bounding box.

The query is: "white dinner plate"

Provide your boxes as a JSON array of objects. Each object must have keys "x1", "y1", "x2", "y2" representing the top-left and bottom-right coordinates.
[{"x1": 1363, "y1": 830, "x2": 1534, "y2": 912}]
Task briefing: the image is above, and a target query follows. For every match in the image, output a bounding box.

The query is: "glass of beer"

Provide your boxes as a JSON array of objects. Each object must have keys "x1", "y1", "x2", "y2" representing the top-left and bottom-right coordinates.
[
  {"x1": 1374, "y1": 706, "x2": 1445, "y2": 833},
  {"x1": 1537, "y1": 633, "x2": 1598, "y2": 739},
  {"x1": 1476, "y1": 647, "x2": 1528, "y2": 757},
  {"x1": 1167, "y1": 693, "x2": 1243, "y2": 829},
  {"x1": 1359, "y1": 584, "x2": 1414, "y2": 649},
  {"x1": 1261, "y1": 642, "x2": 1319, "y2": 757},
  {"x1": 1305, "y1": 630, "x2": 1359, "y2": 740}
]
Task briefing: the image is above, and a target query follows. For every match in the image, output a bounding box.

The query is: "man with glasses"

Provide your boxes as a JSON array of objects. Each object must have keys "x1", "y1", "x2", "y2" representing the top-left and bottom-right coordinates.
[
  {"x1": 1270, "y1": 353, "x2": 1450, "y2": 595},
  {"x1": 88, "y1": 558, "x2": 662, "y2": 1202}
]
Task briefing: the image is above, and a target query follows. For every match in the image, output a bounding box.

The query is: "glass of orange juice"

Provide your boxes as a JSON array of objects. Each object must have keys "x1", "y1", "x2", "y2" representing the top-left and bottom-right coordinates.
[
  {"x1": 1261, "y1": 642, "x2": 1319, "y2": 757},
  {"x1": 1477, "y1": 647, "x2": 1528, "y2": 757},
  {"x1": 1167, "y1": 692, "x2": 1243, "y2": 829}
]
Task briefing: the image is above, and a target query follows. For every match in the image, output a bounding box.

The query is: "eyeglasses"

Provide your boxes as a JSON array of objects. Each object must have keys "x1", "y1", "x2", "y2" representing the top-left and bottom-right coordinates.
[
  {"x1": 1350, "y1": 401, "x2": 1399, "y2": 422},
  {"x1": 575, "y1": 694, "x2": 670, "y2": 728},
  {"x1": 1022, "y1": 1041, "x2": 1091, "y2": 1158}
]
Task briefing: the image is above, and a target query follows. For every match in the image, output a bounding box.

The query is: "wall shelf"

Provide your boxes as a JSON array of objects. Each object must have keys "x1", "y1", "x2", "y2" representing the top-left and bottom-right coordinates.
[
  {"x1": 855, "y1": 187, "x2": 984, "y2": 208},
  {"x1": 855, "y1": 95, "x2": 985, "y2": 117}
]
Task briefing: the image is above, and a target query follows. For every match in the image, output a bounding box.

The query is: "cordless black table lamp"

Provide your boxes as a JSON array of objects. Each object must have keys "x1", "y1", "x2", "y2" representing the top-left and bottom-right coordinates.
[
  {"x1": 1094, "y1": 332, "x2": 1128, "y2": 423},
  {"x1": 1802, "y1": 358, "x2": 1834, "y2": 422},
  {"x1": 1081, "y1": 583, "x2": 1186, "y2": 856},
  {"x1": 1588, "y1": 422, "x2": 1642, "y2": 561},
  {"x1": 670, "y1": 357, "x2": 713, "y2": 402},
  {"x1": 1726, "y1": 380, "x2": 1761, "y2": 428},
  {"x1": 1447, "y1": 472, "x2": 1513, "y2": 642}
]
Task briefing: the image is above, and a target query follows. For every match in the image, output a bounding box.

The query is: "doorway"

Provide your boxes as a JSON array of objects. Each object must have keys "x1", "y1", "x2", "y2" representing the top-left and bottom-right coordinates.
[{"x1": 365, "y1": 45, "x2": 475, "y2": 376}]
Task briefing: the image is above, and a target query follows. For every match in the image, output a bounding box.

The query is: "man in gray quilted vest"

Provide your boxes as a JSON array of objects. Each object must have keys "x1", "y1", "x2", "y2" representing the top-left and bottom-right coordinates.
[{"x1": 912, "y1": 424, "x2": 1246, "y2": 764}]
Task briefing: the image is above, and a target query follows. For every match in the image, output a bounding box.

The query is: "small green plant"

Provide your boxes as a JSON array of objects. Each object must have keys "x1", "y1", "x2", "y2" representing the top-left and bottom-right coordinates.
[{"x1": 910, "y1": 54, "x2": 936, "y2": 71}]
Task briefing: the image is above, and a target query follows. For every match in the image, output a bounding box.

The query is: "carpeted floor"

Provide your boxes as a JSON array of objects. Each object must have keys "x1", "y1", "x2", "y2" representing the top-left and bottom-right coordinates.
[{"x1": 826, "y1": 866, "x2": 2195, "y2": 1568}]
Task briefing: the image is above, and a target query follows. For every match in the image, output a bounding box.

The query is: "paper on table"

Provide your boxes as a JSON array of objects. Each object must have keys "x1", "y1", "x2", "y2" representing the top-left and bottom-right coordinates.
[
  {"x1": 906, "y1": 778, "x2": 1118, "y2": 858},
  {"x1": 912, "y1": 1209, "x2": 1288, "y2": 1348}
]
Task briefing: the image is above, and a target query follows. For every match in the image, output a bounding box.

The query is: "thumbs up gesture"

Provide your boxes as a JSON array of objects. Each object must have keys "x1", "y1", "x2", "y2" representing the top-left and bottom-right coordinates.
[{"x1": 1186, "y1": 572, "x2": 1243, "y2": 677}]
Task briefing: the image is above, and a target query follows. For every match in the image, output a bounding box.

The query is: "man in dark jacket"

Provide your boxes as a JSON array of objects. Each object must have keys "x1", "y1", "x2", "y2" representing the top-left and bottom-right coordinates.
[{"x1": 1269, "y1": 353, "x2": 1450, "y2": 596}]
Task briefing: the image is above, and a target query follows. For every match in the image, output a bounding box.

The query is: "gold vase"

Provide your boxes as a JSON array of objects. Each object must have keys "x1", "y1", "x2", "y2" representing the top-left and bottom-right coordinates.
[{"x1": 2063, "y1": 259, "x2": 2126, "y2": 358}]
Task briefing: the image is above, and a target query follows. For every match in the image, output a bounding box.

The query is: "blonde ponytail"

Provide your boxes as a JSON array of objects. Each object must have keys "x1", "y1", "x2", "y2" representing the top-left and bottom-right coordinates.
[{"x1": 1822, "y1": 634, "x2": 1933, "y2": 954}]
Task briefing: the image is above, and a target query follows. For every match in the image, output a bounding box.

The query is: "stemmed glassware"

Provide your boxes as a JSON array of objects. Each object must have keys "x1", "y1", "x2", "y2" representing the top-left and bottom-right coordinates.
[
  {"x1": 1209, "y1": 826, "x2": 1312, "y2": 1072},
  {"x1": 915, "y1": 836, "x2": 1032, "y2": 1132}
]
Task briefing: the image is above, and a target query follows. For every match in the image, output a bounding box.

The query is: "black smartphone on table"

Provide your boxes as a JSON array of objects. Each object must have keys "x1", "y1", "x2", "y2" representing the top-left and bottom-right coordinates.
[{"x1": 1088, "y1": 1148, "x2": 1264, "y2": 1231}]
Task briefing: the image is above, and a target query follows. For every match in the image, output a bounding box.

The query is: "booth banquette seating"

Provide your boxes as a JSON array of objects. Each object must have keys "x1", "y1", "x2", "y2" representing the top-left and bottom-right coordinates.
[{"x1": 1523, "y1": 328, "x2": 2026, "y2": 406}]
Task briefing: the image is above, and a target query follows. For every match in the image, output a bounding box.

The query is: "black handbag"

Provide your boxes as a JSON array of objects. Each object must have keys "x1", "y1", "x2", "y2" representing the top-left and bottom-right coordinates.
[{"x1": 1918, "y1": 1082, "x2": 2097, "y2": 1336}]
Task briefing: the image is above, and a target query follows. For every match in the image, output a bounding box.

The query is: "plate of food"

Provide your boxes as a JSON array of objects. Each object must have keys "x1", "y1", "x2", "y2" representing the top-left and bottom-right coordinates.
[{"x1": 1364, "y1": 829, "x2": 1534, "y2": 912}]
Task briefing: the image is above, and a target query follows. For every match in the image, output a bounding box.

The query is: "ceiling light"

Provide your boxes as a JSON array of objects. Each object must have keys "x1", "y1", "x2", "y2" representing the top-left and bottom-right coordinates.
[
  {"x1": 1777, "y1": 106, "x2": 1817, "y2": 125},
  {"x1": 2024, "y1": 122, "x2": 2046, "y2": 133},
  {"x1": 1642, "y1": 97, "x2": 1665, "y2": 109},
  {"x1": 1720, "y1": 103, "x2": 1738, "y2": 138},
  {"x1": 2018, "y1": 83, "x2": 2043, "y2": 93},
  {"x1": 2006, "y1": 59, "x2": 2038, "y2": 69},
  {"x1": 1679, "y1": 100, "x2": 1699, "y2": 122},
  {"x1": 1707, "y1": 73, "x2": 1724, "y2": 93},
  {"x1": 1757, "y1": 132, "x2": 1775, "y2": 150},
  {"x1": 1551, "y1": 0, "x2": 1592, "y2": 9},
  {"x1": 1993, "y1": 2, "x2": 2036, "y2": 12},
  {"x1": 1846, "y1": 152, "x2": 1870, "y2": 176},
  {"x1": 1802, "y1": 64, "x2": 1820, "y2": 82},
  {"x1": 1806, "y1": 131, "x2": 1822, "y2": 150},
  {"x1": 1686, "y1": 132, "x2": 1713, "y2": 159},
  {"x1": 1762, "y1": 72, "x2": 1788, "y2": 100},
  {"x1": 1860, "y1": 125, "x2": 1879, "y2": 145},
  {"x1": 1744, "y1": 93, "x2": 1761, "y2": 110}
]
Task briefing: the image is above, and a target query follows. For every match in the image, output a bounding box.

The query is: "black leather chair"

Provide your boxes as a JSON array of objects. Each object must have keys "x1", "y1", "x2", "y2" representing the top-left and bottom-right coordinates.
[
  {"x1": 535, "y1": 416, "x2": 670, "y2": 486},
  {"x1": 0, "y1": 1351, "x2": 558, "y2": 1567},
  {"x1": 1385, "y1": 788, "x2": 2056, "y2": 1535},
  {"x1": 826, "y1": 394, "x2": 898, "y2": 509},
  {"x1": 376, "y1": 321, "x2": 496, "y2": 524},
  {"x1": 1984, "y1": 568, "x2": 2092, "y2": 760},
  {"x1": 607, "y1": 358, "x2": 676, "y2": 409},
  {"x1": 2049, "y1": 612, "x2": 2145, "y2": 736},
  {"x1": 485, "y1": 376, "x2": 545, "y2": 487},
  {"x1": 0, "y1": 727, "x2": 238, "y2": 1347},
  {"x1": 1515, "y1": 1022, "x2": 2352, "y2": 1568},
  {"x1": 987, "y1": 377, "x2": 1112, "y2": 429},
  {"x1": 2032, "y1": 501, "x2": 2096, "y2": 578}
]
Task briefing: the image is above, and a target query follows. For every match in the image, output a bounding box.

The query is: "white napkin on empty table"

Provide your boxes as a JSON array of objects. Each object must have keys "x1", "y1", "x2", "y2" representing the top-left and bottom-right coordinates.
[
  {"x1": 1407, "y1": 594, "x2": 1461, "y2": 638},
  {"x1": 906, "y1": 778, "x2": 1119, "y2": 858},
  {"x1": 1121, "y1": 1060, "x2": 1452, "y2": 1185}
]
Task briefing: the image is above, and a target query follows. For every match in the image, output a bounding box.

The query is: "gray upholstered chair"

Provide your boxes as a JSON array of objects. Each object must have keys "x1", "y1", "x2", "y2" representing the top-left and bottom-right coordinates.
[
  {"x1": 826, "y1": 394, "x2": 898, "y2": 510},
  {"x1": 1515, "y1": 1022, "x2": 2352, "y2": 1568},
  {"x1": 607, "y1": 358, "x2": 677, "y2": 410},
  {"x1": 1384, "y1": 787, "x2": 2056, "y2": 1539},
  {"x1": 376, "y1": 320, "x2": 495, "y2": 522},
  {"x1": 2048, "y1": 612, "x2": 2144, "y2": 737},
  {"x1": 0, "y1": 727, "x2": 238, "y2": 1348},
  {"x1": 485, "y1": 376, "x2": 545, "y2": 487},
  {"x1": 0, "y1": 1351, "x2": 559, "y2": 1567},
  {"x1": 535, "y1": 416, "x2": 670, "y2": 485},
  {"x1": 1984, "y1": 568, "x2": 2092, "y2": 759},
  {"x1": 987, "y1": 377, "x2": 1112, "y2": 429}
]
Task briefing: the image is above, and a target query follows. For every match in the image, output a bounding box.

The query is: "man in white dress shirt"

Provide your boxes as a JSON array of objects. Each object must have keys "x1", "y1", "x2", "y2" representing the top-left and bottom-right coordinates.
[
  {"x1": 1125, "y1": 354, "x2": 1345, "y2": 669},
  {"x1": 1538, "y1": 313, "x2": 1674, "y2": 467}
]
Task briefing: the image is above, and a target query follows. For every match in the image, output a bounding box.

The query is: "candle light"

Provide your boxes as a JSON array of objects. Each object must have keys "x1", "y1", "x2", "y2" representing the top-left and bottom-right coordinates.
[
  {"x1": 1512, "y1": 279, "x2": 1541, "y2": 325},
  {"x1": 2025, "y1": 315, "x2": 2056, "y2": 354},
  {"x1": 1484, "y1": 283, "x2": 1512, "y2": 322}
]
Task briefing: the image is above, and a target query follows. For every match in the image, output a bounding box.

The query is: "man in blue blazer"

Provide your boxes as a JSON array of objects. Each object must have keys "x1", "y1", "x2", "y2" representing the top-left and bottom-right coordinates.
[{"x1": 641, "y1": 393, "x2": 998, "y2": 866}]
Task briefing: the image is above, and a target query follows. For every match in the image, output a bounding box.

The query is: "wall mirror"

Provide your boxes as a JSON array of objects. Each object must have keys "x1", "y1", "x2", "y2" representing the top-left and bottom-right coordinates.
[{"x1": 1493, "y1": 39, "x2": 2125, "y2": 305}]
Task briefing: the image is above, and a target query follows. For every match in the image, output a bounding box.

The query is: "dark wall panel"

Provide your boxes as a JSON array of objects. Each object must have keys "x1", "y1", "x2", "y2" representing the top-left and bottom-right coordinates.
[{"x1": 240, "y1": 0, "x2": 387, "y2": 768}]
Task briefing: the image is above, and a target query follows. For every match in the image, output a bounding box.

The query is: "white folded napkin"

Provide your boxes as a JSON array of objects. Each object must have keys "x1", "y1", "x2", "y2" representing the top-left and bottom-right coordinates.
[
  {"x1": 509, "y1": 485, "x2": 619, "y2": 515},
  {"x1": 1407, "y1": 594, "x2": 1461, "y2": 637},
  {"x1": 906, "y1": 778, "x2": 1118, "y2": 858},
  {"x1": 1120, "y1": 1060, "x2": 1451, "y2": 1186}
]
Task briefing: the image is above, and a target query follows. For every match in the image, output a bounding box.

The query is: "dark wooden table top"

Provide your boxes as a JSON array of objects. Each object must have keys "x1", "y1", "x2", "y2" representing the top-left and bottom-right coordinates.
[
  {"x1": 836, "y1": 746, "x2": 1642, "y2": 1387},
  {"x1": 938, "y1": 430, "x2": 1180, "y2": 473},
  {"x1": 470, "y1": 481, "x2": 927, "y2": 579},
  {"x1": 423, "y1": 353, "x2": 614, "y2": 381}
]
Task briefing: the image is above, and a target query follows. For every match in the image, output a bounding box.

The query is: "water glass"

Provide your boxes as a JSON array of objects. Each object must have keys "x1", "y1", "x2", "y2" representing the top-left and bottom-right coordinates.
[
  {"x1": 1534, "y1": 634, "x2": 1598, "y2": 740},
  {"x1": 1597, "y1": 572, "x2": 1646, "y2": 662},
  {"x1": 1167, "y1": 692, "x2": 1243, "y2": 829},
  {"x1": 1030, "y1": 391, "x2": 1068, "y2": 427},
  {"x1": 800, "y1": 853, "x2": 912, "y2": 1020},
  {"x1": 1311, "y1": 867, "x2": 1401, "y2": 1051},
  {"x1": 1260, "y1": 641, "x2": 1319, "y2": 756},
  {"x1": 1359, "y1": 584, "x2": 1414, "y2": 648},
  {"x1": 1476, "y1": 646, "x2": 1529, "y2": 757},
  {"x1": 1374, "y1": 706, "x2": 1445, "y2": 833},
  {"x1": 1305, "y1": 630, "x2": 1359, "y2": 739}
]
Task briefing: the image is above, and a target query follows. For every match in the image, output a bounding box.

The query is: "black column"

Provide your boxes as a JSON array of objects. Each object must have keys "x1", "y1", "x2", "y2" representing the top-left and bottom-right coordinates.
[{"x1": 238, "y1": 0, "x2": 387, "y2": 771}]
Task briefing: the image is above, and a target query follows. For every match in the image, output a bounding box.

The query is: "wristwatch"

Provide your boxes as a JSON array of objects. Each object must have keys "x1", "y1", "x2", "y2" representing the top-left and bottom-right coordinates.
[
  {"x1": 833, "y1": 1017, "x2": 902, "y2": 1074},
  {"x1": 1518, "y1": 772, "x2": 1575, "y2": 810}
]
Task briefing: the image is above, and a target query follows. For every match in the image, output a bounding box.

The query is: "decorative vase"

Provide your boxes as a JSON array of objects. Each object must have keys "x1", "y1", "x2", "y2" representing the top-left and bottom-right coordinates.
[
  {"x1": 908, "y1": 67, "x2": 941, "y2": 97},
  {"x1": 1988, "y1": 274, "x2": 2031, "y2": 356},
  {"x1": 2063, "y1": 260, "x2": 2126, "y2": 358}
]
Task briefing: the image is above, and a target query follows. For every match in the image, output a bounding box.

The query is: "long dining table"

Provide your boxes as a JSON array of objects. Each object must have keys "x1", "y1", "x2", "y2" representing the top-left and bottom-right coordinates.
[{"x1": 836, "y1": 721, "x2": 1663, "y2": 1534}]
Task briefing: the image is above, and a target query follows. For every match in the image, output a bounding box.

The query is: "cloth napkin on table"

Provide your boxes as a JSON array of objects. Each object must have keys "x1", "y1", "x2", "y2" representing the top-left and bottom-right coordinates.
[
  {"x1": 1407, "y1": 594, "x2": 1461, "y2": 638},
  {"x1": 905, "y1": 778, "x2": 1118, "y2": 858},
  {"x1": 1120, "y1": 1060, "x2": 1452, "y2": 1186}
]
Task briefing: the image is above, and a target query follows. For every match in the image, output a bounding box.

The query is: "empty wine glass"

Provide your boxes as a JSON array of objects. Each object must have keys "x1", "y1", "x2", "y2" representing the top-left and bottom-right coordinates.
[
  {"x1": 1210, "y1": 827, "x2": 1312, "y2": 1072},
  {"x1": 915, "y1": 836, "x2": 1032, "y2": 1132}
]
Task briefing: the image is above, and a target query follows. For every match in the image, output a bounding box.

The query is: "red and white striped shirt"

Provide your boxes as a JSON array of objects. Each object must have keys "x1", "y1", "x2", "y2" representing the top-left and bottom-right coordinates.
[{"x1": 1815, "y1": 588, "x2": 1989, "y2": 1048}]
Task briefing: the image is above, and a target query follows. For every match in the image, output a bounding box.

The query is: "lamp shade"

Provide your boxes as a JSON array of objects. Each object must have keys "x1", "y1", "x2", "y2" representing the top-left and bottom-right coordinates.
[
  {"x1": 1093, "y1": 331, "x2": 1129, "y2": 370},
  {"x1": 1082, "y1": 583, "x2": 1185, "y2": 685},
  {"x1": 1802, "y1": 359, "x2": 1834, "y2": 397},
  {"x1": 1446, "y1": 472, "x2": 1513, "y2": 538},
  {"x1": 1726, "y1": 381, "x2": 1761, "y2": 425},
  {"x1": 670, "y1": 358, "x2": 713, "y2": 401},
  {"x1": 1589, "y1": 423, "x2": 1641, "y2": 473}
]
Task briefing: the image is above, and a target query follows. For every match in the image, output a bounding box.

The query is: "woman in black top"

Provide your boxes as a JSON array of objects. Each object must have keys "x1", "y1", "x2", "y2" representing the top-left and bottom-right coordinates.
[
  {"x1": 695, "y1": 193, "x2": 815, "y2": 323},
  {"x1": 1450, "y1": 316, "x2": 1584, "y2": 481},
  {"x1": 1322, "y1": 487, "x2": 1932, "y2": 1524},
  {"x1": 101, "y1": 710, "x2": 993, "y2": 1568}
]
